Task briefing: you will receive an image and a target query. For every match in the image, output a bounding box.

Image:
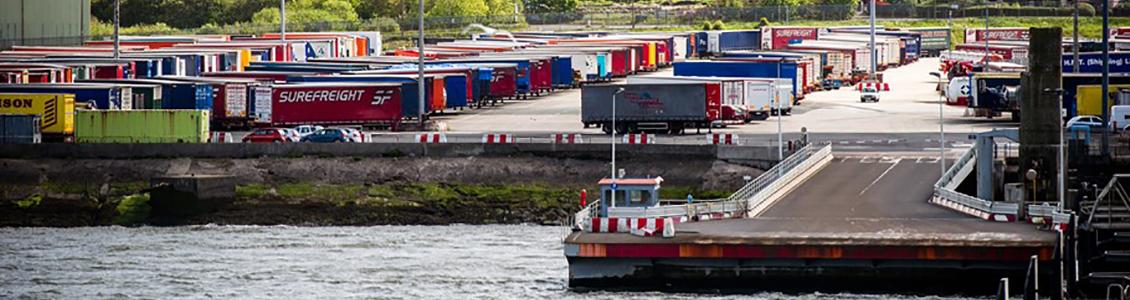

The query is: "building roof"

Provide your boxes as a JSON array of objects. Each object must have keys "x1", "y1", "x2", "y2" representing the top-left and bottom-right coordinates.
[{"x1": 598, "y1": 177, "x2": 663, "y2": 186}]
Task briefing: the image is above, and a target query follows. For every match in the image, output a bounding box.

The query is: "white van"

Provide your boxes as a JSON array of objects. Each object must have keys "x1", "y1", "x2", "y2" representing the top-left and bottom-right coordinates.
[{"x1": 1111, "y1": 105, "x2": 1130, "y2": 131}]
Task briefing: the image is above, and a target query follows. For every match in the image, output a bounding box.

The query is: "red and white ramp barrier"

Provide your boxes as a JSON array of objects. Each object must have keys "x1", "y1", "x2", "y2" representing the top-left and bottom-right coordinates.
[
  {"x1": 930, "y1": 196, "x2": 1017, "y2": 222},
  {"x1": 211, "y1": 132, "x2": 235, "y2": 143},
  {"x1": 858, "y1": 82, "x2": 891, "y2": 91},
  {"x1": 622, "y1": 133, "x2": 655, "y2": 144},
  {"x1": 482, "y1": 133, "x2": 516, "y2": 144},
  {"x1": 552, "y1": 133, "x2": 582, "y2": 144},
  {"x1": 416, "y1": 133, "x2": 447, "y2": 143},
  {"x1": 586, "y1": 217, "x2": 675, "y2": 237},
  {"x1": 707, "y1": 133, "x2": 738, "y2": 145}
]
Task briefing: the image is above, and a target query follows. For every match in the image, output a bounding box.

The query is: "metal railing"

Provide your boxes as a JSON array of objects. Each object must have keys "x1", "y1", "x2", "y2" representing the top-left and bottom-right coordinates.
[
  {"x1": 1027, "y1": 202, "x2": 1073, "y2": 224},
  {"x1": 572, "y1": 200, "x2": 600, "y2": 231},
  {"x1": 727, "y1": 143, "x2": 832, "y2": 216},
  {"x1": 933, "y1": 147, "x2": 1021, "y2": 217}
]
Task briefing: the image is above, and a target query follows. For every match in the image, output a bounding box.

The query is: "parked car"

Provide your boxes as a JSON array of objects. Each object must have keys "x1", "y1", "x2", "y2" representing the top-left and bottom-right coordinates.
[
  {"x1": 279, "y1": 128, "x2": 302, "y2": 142},
  {"x1": 1066, "y1": 115, "x2": 1104, "y2": 129},
  {"x1": 338, "y1": 127, "x2": 366, "y2": 143},
  {"x1": 301, "y1": 128, "x2": 351, "y2": 143},
  {"x1": 243, "y1": 128, "x2": 289, "y2": 143},
  {"x1": 294, "y1": 125, "x2": 324, "y2": 138}
]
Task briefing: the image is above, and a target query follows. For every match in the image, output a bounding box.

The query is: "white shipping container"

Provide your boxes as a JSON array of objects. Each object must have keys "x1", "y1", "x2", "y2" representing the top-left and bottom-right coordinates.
[{"x1": 253, "y1": 86, "x2": 272, "y2": 123}]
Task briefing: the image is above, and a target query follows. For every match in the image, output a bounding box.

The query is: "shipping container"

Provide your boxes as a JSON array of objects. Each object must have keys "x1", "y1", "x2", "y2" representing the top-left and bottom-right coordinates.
[
  {"x1": 0, "y1": 84, "x2": 128, "y2": 110},
  {"x1": 965, "y1": 28, "x2": 1029, "y2": 43},
  {"x1": 1063, "y1": 52, "x2": 1130, "y2": 73},
  {"x1": 75, "y1": 110, "x2": 210, "y2": 143},
  {"x1": 0, "y1": 93, "x2": 74, "y2": 139},
  {"x1": 581, "y1": 83, "x2": 718, "y2": 134},
  {"x1": 288, "y1": 74, "x2": 441, "y2": 116},
  {"x1": 1062, "y1": 74, "x2": 1130, "y2": 118},
  {"x1": 954, "y1": 43, "x2": 1028, "y2": 65},
  {"x1": 268, "y1": 83, "x2": 402, "y2": 127},
  {"x1": 627, "y1": 76, "x2": 790, "y2": 120},
  {"x1": 760, "y1": 27, "x2": 820, "y2": 50},
  {"x1": 1076, "y1": 84, "x2": 1130, "y2": 117},
  {"x1": 908, "y1": 27, "x2": 951, "y2": 56},
  {"x1": 0, "y1": 115, "x2": 42, "y2": 144},
  {"x1": 675, "y1": 60, "x2": 802, "y2": 102}
]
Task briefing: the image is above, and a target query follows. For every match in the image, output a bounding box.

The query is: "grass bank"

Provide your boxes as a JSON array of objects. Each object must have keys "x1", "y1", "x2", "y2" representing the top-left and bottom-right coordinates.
[{"x1": 1, "y1": 181, "x2": 733, "y2": 226}]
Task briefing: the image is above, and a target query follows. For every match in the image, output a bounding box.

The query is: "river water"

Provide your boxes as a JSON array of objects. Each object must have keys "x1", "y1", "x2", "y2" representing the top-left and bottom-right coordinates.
[{"x1": 1, "y1": 225, "x2": 977, "y2": 299}]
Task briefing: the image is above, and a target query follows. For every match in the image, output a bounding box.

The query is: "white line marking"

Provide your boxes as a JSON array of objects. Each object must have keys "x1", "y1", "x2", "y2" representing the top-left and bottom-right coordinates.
[{"x1": 859, "y1": 159, "x2": 900, "y2": 196}]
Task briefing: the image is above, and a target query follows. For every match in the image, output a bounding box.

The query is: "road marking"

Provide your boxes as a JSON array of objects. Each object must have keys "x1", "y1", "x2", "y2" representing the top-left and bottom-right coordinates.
[{"x1": 859, "y1": 159, "x2": 900, "y2": 196}]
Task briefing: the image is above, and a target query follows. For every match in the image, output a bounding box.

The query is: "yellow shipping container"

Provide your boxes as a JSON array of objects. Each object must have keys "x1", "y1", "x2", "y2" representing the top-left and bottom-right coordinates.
[
  {"x1": 1076, "y1": 84, "x2": 1130, "y2": 117},
  {"x1": 0, "y1": 93, "x2": 74, "y2": 135}
]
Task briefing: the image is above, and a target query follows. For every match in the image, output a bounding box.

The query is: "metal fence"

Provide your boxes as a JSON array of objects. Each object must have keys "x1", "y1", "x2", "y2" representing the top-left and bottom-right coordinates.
[{"x1": 933, "y1": 146, "x2": 1021, "y2": 217}]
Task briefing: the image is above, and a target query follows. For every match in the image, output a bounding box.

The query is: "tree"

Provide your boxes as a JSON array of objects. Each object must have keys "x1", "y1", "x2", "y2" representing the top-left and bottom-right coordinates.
[
  {"x1": 251, "y1": 0, "x2": 361, "y2": 25},
  {"x1": 524, "y1": 0, "x2": 579, "y2": 13},
  {"x1": 427, "y1": 0, "x2": 490, "y2": 17},
  {"x1": 486, "y1": 0, "x2": 522, "y2": 16}
]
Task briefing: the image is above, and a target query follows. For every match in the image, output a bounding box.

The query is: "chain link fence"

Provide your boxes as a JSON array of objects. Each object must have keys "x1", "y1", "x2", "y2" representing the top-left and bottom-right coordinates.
[{"x1": 3, "y1": 3, "x2": 1110, "y2": 50}]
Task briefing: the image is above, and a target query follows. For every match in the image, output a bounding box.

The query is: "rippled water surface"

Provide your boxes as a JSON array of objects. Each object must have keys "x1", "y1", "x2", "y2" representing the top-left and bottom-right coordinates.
[{"x1": 1, "y1": 225, "x2": 980, "y2": 299}]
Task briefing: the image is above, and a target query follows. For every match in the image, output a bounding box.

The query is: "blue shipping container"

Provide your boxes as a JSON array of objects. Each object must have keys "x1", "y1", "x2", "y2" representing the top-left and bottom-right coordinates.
[
  {"x1": 162, "y1": 83, "x2": 214, "y2": 110},
  {"x1": 673, "y1": 61, "x2": 800, "y2": 98},
  {"x1": 442, "y1": 74, "x2": 469, "y2": 109},
  {"x1": 718, "y1": 30, "x2": 762, "y2": 52},
  {"x1": 0, "y1": 85, "x2": 123, "y2": 110}
]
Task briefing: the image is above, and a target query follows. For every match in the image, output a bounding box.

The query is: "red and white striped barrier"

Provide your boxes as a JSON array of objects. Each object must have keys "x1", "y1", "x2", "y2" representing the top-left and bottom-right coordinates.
[
  {"x1": 930, "y1": 196, "x2": 1017, "y2": 222},
  {"x1": 586, "y1": 217, "x2": 675, "y2": 237},
  {"x1": 482, "y1": 133, "x2": 516, "y2": 144},
  {"x1": 707, "y1": 133, "x2": 738, "y2": 145},
  {"x1": 858, "y1": 82, "x2": 891, "y2": 91},
  {"x1": 552, "y1": 133, "x2": 583, "y2": 144},
  {"x1": 416, "y1": 133, "x2": 447, "y2": 143},
  {"x1": 211, "y1": 132, "x2": 235, "y2": 143},
  {"x1": 622, "y1": 133, "x2": 655, "y2": 144}
]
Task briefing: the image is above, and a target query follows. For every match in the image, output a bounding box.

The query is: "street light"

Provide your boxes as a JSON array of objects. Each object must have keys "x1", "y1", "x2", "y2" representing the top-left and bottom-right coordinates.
[
  {"x1": 418, "y1": 0, "x2": 426, "y2": 128},
  {"x1": 611, "y1": 87, "x2": 625, "y2": 209},
  {"x1": 777, "y1": 61, "x2": 784, "y2": 177},
  {"x1": 933, "y1": 71, "x2": 946, "y2": 176},
  {"x1": 113, "y1": 0, "x2": 120, "y2": 60},
  {"x1": 868, "y1": 0, "x2": 876, "y2": 78},
  {"x1": 280, "y1": 0, "x2": 286, "y2": 43}
]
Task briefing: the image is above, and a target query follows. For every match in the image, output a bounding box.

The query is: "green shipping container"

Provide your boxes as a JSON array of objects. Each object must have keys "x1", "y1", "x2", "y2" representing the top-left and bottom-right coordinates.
[{"x1": 76, "y1": 110, "x2": 210, "y2": 143}]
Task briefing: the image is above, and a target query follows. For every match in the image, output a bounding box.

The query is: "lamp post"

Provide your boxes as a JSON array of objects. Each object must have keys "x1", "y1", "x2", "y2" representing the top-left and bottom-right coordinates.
[
  {"x1": 777, "y1": 61, "x2": 784, "y2": 177},
  {"x1": 868, "y1": 0, "x2": 877, "y2": 78},
  {"x1": 1073, "y1": 0, "x2": 1080, "y2": 74},
  {"x1": 611, "y1": 87, "x2": 625, "y2": 209},
  {"x1": 936, "y1": 71, "x2": 945, "y2": 176},
  {"x1": 113, "y1": 0, "x2": 119, "y2": 60},
  {"x1": 418, "y1": 0, "x2": 426, "y2": 128},
  {"x1": 280, "y1": 0, "x2": 286, "y2": 43}
]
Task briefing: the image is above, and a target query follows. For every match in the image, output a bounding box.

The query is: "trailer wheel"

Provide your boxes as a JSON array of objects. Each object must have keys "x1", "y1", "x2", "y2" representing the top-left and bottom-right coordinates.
[
  {"x1": 601, "y1": 123, "x2": 613, "y2": 134},
  {"x1": 615, "y1": 123, "x2": 629, "y2": 134}
]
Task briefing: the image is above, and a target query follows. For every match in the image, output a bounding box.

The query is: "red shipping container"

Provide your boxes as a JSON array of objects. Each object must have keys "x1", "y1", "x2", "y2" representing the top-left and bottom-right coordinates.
[
  {"x1": 270, "y1": 84, "x2": 403, "y2": 126},
  {"x1": 611, "y1": 49, "x2": 629, "y2": 76},
  {"x1": 705, "y1": 82, "x2": 721, "y2": 121},
  {"x1": 763, "y1": 27, "x2": 819, "y2": 50}
]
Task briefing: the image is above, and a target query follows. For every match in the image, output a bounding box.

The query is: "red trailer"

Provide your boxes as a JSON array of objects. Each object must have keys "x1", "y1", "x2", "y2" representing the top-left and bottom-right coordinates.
[
  {"x1": 761, "y1": 27, "x2": 820, "y2": 50},
  {"x1": 270, "y1": 83, "x2": 403, "y2": 127},
  {"x1": 954, "y1": 43, "x2": 1027, "y2": 62},
  {"x1": 964, "y1": 28, "x2": 1029, "y2": 43}
]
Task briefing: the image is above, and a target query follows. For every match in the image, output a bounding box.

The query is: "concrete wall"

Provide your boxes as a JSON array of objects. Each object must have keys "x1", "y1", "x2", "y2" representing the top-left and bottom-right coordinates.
[
  {"x1": 0, "y1": 0, "x2": 90, "y2": 49},
  {"x1": 0, "y1": 143, "x2": 782, "y2": 162}
]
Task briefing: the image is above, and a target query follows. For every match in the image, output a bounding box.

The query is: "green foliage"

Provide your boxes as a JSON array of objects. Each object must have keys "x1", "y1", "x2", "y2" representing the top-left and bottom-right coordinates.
[
  {"x1": 526, "y1": 0, "x2": 580, "y2": 13},
  {"x1": 713, "y1": 20, "x2": 726, "y2": 30},
  {"x1": 702, "y1": 20, "x2": 715, "y2": 30},
  {"x1": 251, "y1": 0, "x2": 361, "y2": 25},
  {"x1": 235, "y1": 184, "x2": 272, "y2": 199},
  {"x1": 113, "y1": 193, "x2": 151, "y2": 225},
  {"x1": 718, "y1": 0, "x2": 747, "y2": 8},
  {"x1": 757, "y1": 17, "x2": 771, "y2": 28},
  {"x1": 14, "y1": 194, "x2": 42, "y2": 209},
  {"x1": 427, "y1": 0, "x2": 490, "y2": 17}
]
